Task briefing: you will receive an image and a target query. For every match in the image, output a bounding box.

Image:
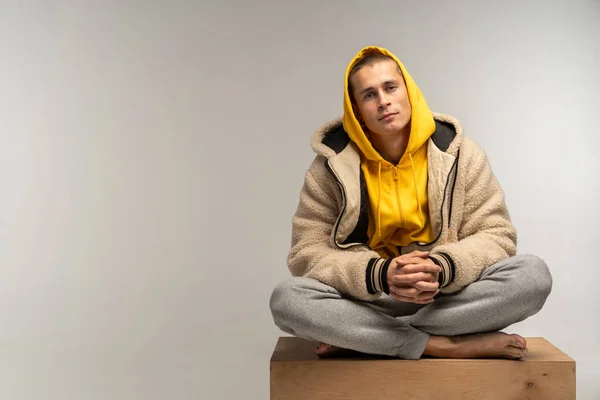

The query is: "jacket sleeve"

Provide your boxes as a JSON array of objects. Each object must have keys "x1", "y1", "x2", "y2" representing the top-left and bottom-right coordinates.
[
  {"x1": 287, "y1": 157, "x2": 390, "y2": 300},
  {"x1": 430, "y1": 140, "x2": 517, "y2": 293}
]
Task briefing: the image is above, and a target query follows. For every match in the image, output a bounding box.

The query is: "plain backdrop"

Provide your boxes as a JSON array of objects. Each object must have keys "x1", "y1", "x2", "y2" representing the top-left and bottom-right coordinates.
[{"x1": 0, "y1": 0, "x2": 598, "y2": 399}]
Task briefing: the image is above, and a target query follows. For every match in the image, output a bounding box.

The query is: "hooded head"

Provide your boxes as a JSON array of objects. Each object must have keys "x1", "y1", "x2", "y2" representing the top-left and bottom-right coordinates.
[
  {"x1": 341, "y1": 46, "x2": 437, "y2": 251},
  {"x1": 342, "y1": 46, "x2": 435, "y2": 164}
]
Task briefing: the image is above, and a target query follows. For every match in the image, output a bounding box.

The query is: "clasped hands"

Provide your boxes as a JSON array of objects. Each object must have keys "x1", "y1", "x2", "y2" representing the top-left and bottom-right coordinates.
[{"x1": 386, "y1": 250, "x2": 441, "y2": 304}]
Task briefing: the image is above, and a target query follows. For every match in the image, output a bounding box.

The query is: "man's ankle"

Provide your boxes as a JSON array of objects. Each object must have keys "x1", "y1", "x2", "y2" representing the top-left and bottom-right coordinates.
[{"x1": 423, "y1": 335, "x2": 453, "y2": 358}]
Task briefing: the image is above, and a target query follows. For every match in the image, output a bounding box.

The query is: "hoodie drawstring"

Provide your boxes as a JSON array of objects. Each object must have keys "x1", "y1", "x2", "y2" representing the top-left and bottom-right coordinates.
[{"x1": 408, "y1": 152, "x2": 425, "y2": 226}]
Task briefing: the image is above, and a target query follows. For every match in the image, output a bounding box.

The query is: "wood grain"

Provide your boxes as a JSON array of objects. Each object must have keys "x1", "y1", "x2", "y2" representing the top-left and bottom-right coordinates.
[{"x1": 270, "y1": 337, "x2": 576, "y2": 400}]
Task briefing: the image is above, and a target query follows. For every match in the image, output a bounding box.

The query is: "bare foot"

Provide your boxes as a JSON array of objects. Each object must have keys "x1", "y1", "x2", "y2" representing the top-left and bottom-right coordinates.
[
  {"x1": 316, "y1": 342, "x2": 354, "y2": 358},
  {"x1": 423, "y1": 332, "x2": 528, "y2": 360}
]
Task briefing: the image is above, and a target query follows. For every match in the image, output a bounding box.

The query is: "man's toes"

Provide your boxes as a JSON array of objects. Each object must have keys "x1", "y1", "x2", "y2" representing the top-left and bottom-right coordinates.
[
  {"x1": 316, "y1": 343, "x2": 331, "y2": 354},
  {"x1": 508, "y1": 346, "x2": 527, "y2": 359},
  {"x1": 509, "y1": 334, "x2": 526, "y2": 348}
]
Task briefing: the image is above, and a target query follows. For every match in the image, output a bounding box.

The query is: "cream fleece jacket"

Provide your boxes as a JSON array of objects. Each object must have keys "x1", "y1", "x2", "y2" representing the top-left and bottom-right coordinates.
[{"x1": 287, "y1": 113, "x2": 517, "y2": 301}]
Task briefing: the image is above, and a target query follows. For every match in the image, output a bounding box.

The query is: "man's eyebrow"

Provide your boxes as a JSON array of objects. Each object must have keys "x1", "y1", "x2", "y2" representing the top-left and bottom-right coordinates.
[
  {"x1": 358, "y1": 86, "x2": 375, "y2": 96},
  {"x1": 358, "y1": 80, "x2": 398, "y2": 96}
]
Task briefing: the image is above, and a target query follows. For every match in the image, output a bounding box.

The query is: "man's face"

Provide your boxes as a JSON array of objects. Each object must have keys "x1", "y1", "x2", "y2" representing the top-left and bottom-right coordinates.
[{"x1": 350, "y1": 60, "x2": 411, "y2": 137}]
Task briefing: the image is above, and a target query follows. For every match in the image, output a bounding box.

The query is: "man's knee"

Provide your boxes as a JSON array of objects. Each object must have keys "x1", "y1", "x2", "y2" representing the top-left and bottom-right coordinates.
[
  {"x1": 270, "y1": 277, "x2": 340, "y2": 322},
  {"x1": 269, "y1": 277, "x2": 319, "y2": 324},
  {"x1": 521, "y1": 254, "x2": 552, "y2": 291},
  {"x1": 269, "y1": 277, "x2": 297, "y2": 321},
  {"x1": 270, "y1": 276, "x2": 335, "y2": 336},
  {"x1": 511, "y1": 254, "x2": 553, "y2": 309}
]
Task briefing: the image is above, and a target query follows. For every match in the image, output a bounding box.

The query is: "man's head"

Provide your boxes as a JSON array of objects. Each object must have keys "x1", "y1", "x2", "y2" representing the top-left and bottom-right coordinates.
[{"x1": 348, "y1": 54, "x2": 412, "y2": 138}]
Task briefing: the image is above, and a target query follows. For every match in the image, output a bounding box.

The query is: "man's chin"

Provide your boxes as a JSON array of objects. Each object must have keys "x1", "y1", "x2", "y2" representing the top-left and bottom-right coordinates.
[{"x1": 372, "y1": 124, "x2": 406, "y2": 137}]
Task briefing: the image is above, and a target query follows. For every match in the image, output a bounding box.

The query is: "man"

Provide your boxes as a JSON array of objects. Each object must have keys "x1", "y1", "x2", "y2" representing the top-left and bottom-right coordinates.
[{"x1": 269, "y1": 46, "x2": 552, "y2": 360}]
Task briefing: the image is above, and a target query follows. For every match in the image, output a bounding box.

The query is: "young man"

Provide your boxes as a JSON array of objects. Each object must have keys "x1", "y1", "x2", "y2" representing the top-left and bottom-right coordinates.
[{"x1": 269, "y1": 46, "x2": 552, "y2": 360}]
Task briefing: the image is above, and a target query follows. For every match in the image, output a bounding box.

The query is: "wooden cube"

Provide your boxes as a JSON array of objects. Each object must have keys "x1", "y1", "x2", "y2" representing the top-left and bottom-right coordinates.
[{"x1": 270, "y1": 336, "x2": 575, "y2": 399}]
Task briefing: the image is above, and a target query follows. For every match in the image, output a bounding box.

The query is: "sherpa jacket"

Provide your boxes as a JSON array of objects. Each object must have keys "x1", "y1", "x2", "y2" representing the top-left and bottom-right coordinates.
[{"x1": 287, "y1": 113, "x2": 517, "y2": 301}]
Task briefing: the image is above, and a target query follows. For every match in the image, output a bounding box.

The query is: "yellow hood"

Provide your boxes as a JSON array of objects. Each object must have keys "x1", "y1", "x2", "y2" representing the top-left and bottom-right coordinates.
[{"x1": 342, "y1": 46, "x2": 435, "y2": 257}]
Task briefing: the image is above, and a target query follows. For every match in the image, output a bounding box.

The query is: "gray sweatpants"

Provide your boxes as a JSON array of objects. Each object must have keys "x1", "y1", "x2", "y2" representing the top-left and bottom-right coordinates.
[{"x1": 269, "y1": 254, "x2": 552, "y2": 360}]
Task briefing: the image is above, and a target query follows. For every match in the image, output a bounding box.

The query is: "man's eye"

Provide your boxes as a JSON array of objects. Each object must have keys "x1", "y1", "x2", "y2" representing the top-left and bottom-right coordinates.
[
  {"x1": 387, "y1": 85, "x2": 397, "y2": 91},
  {"x1": 364, "y1": 93, "x2": 374, "y2": 100}
]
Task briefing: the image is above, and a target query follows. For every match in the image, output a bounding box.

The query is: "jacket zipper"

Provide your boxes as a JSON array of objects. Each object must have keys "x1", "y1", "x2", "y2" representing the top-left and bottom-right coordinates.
[
  {"x1": 325, "y1": 160, "x2": 370, "y2": 251},
  {"x1": 326, "y1": 151, "x2": 459, "y2": 251},
  {"x1": 415, "y1": 152, "x2": 460, "y2": 248},
  {"x1": 447, "y1": 149, "x2": 460, "y2": 229}
]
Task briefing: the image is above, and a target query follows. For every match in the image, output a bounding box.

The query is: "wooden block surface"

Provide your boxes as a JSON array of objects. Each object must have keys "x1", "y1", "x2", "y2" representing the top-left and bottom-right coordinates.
[{"x1": 270, "y1": 337, "x2": 576, "y2": 400}]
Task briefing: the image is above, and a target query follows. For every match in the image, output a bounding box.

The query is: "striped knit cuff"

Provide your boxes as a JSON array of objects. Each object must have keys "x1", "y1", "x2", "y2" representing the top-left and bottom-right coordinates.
[
  {"x1": 366, "y1": 258, "x2": 393, "y2": 295},
  {"x1": 428, "y1": 253, "x2": 455, "y2": 288}
]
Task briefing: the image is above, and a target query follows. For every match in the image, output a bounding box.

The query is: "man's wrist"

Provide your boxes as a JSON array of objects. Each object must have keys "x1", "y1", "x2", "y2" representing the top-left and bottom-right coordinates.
[
  {"x1": 366, "y1": 257, "x2": 393, "y2": 295},
  {"x1": 427, "y1": 253, "x2": 455, "y2": 288}
]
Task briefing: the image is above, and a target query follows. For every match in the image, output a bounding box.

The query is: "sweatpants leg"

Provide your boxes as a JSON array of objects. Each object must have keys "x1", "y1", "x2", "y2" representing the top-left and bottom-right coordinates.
[
  {"x1": 269, "y1": 254, "x2": 552, "y2": 360},
  {"x1": 269, "y1": 277, "x2": 430, "y2": 359},
  {"x1": 406, "y1": 254, "x2": 553, "y2": 336}
]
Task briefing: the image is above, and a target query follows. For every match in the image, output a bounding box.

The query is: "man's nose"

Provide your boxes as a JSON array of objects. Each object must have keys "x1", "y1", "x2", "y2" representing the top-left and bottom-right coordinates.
[{"x1": 377, "y1": 92, "x2": 390, "y2": 109}]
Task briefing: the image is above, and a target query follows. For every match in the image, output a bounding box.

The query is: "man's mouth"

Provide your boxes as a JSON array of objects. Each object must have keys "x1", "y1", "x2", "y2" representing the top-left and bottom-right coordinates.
[{"x1": 379, "y1": 112, "x2": 397, "y2": 121}]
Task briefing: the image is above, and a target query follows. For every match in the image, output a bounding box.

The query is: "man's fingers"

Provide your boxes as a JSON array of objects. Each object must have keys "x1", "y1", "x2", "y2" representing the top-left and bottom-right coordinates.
[
  {"x1": 389, "y1": 292, "x2": 420, "y2": 303},
  {"x1": 394, "y1": 257, "x2": 427, "y2": 267},
  {"x1": 390, "y1": 284, "x2": 439, "y2": 300},
  {"x1": 389, "y1": 286, "x2": 421, "y2": 298},
  {"x1": 391, "y1": 272, "x2": 434, "y2": 285},
  {"x1": 412, "y1": 281, "x2": 439, "y2": 292},
  {"x1": 390, "y1": 283, "x2": 439, "y2": 297},
  {"x1": 393, "y1": 251, "x2": 431, "y2": 268},
  {"x1": 390, "y1": 292, "x2": 435, "y2": 304},
  {"x1": 401, "y1": 263, "x2": 441, "y2": 274}
]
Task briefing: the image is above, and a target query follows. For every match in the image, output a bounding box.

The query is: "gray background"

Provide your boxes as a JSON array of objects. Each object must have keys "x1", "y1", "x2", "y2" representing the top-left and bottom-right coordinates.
[{"x1": 0, "y1": 0, "x2": 598, "y2": 399}]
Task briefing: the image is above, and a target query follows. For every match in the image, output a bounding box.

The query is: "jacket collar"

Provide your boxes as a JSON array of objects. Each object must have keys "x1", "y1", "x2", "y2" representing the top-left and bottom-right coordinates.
[{"x1": 311, "y1": 113, "x2": 464, "y2": 159}]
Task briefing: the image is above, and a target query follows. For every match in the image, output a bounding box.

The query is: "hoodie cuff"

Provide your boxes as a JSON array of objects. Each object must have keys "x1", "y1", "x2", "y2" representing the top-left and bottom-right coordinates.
[
  {"x1": 366, "y1": 258, "x2": 393, "y2": 295},
  {"x1": 428, "y1": 253, "x2": 455, "y2": 288}
]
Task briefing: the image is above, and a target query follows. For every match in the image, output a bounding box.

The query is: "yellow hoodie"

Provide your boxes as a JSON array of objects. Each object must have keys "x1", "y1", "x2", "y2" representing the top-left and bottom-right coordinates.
[{"x1": 342, "y1": 46, "x2": 435, "y2": 258}]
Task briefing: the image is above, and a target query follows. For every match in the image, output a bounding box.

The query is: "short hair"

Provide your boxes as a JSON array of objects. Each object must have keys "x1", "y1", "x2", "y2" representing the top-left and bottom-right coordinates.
[{"x1": 348, "y1": 53, "x2": 402, "y2": 104}]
